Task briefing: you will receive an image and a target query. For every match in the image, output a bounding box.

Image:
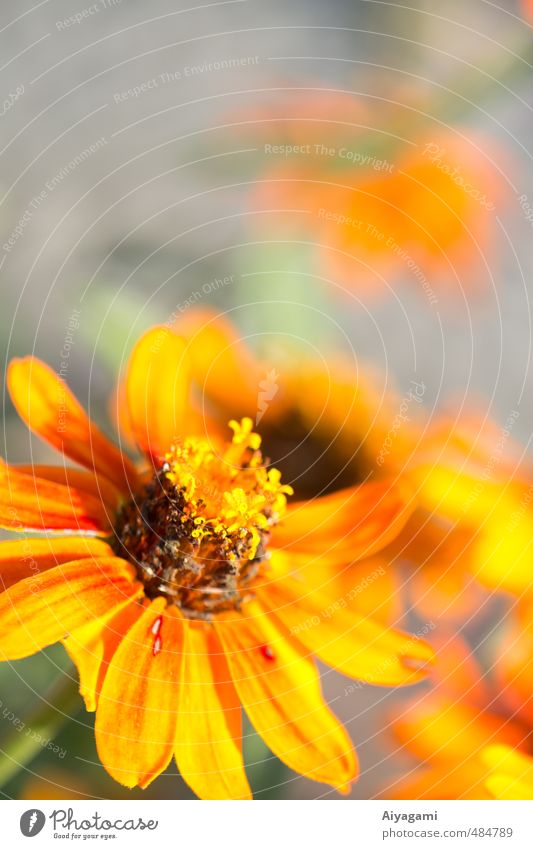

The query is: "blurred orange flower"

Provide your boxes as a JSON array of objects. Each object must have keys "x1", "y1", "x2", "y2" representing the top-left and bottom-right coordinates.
[
  {"x1": 240, "y1": 90, "x2": 509, "y2": 299},
  {"x1": 0, "y1": 329, "x2": 434, "y2": 799},
  {"x1": 390, "y1": 745, "x2": 533, "y2": 800},
  {"x1": 387, "y1": 635, "x2": 532, "y2": 799},
  {"x1": 254, "y1": 134, "x2": 506, "y2": 298}
]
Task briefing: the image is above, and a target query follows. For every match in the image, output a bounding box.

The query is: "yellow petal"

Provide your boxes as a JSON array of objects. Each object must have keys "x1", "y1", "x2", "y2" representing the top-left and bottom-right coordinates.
[
  {"x1": 176, "y1": 623, "x2": 252, "y2": 800},
  {"x1": 64, "y1": 598, "x2": 143, "y2": 712},
  {"x1": 259, "y1": 556, "x2": 434, "y2": 686},
  {"x1": 272, "y1": 480, "x2": 415, "y2": 562},
  {"x1": 125, "y1": 326, "x2": 190, "y2": 460},
  {"x1": 215, "y1": 599, "x2": 357, "y2": 792},
  {"x1": 175, "y1": 307, "x2": 259, "y2": 416}
]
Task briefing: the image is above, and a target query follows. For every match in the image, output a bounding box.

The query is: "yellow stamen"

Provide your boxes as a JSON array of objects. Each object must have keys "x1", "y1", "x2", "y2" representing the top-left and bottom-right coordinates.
[{"x1": 164, "y1": 418, "x2": 293, "y2": 558}]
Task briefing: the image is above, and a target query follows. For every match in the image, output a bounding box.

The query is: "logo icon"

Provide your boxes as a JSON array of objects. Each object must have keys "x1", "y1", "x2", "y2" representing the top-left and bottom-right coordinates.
[
  {"x1": 256, "y1": 368, "x2": 280, "y2": 425},
  {"x1": 20, "y1": 810, "x2": 46, "y2": 837}
]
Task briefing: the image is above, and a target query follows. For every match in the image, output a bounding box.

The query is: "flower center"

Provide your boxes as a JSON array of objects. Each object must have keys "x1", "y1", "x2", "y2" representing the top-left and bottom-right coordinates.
[
  {"x1": 112, "y1": 418, "x2": 292, "y2": 619},
  {"x1": 259, "y1": 409, "x2": 368, "y2": 499}
]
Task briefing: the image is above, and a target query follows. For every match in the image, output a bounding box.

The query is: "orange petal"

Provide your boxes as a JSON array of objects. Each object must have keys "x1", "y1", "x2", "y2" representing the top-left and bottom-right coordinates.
[
  {"x1": 125, "y1": 326, "x2": 190, "y2": 460},
  {"x1": 272, "y1": 480, "x2": 415, "y2": 562},
  {"x1": 419, "y1": 632, "x2": 491, "y2": 710},
  {"x1": 175, "y1": 308, "x2": 259, "y2": 416},
  {"x1": 64, "y1": 598, "x2": 143, "y2": 712},
  {"x1": 391, "y1": 513, "x2": 488, "y2": 625},
  {"x1": 176, "y1": 623, "x2": 252, "y2": 800},
  {"x1": 0, "y1": 557, "x2": 140, "y2": 660},
  {"x1": 7, "y1": 357, "x2": 137, "y2": 493},
  {"x1": 412, "y1": 414, "x2": 521, "y2": 481},
  {"x1": 408, "y1": 465, "x2": 533, "y2": 596},
  {"x1": 0, "y1": 460, "x2": 112, "y2": 532},
  {"x1": 215, "y1": 599, "x2": 357, "y2": 792},
  {"x1": 16, "y1": 464, "x2": 122, "y2": 511},
  {"x1": 0, "y1": 536, "x2": 115, "y2": 591},
  {"x1": 259, "y1": 557, "x2": 434, "y2": 686},
  {"x1": 273, "y1": 549, "x2": 402, "y2": 626},
  {"x1": 393, "y1": 695, "x2": 526, "y2": 766},
  {"x1": 326, "y1": 557, "x2": 403, "y2": 625},
  {"x1": 110, "y1": 373, "x2": 137, "y2": 453},
  {"x1": 388, "y1": 761, "x2": 491, "y2": 800},
  {"x1": 407, "y1": 561, "x2": 486, "y2": 628},
  {"x1": 95, "y1": 599, "x2": 183, "y2": 788}
]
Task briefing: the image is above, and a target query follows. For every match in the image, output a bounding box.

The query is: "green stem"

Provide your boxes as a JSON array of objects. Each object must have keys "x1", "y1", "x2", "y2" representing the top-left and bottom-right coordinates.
[{"x1": 0, "y1": 674, "x2": 80, "y2": 789}]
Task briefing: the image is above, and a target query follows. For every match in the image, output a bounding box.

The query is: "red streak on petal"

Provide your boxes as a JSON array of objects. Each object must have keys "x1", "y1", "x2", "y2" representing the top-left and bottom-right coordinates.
[
  {"x1": 260, "y1": 644, "x2": 276, "y2": 662},
  {"x1": 151, "y1": 616, "x2": 163, "y2": 655}
]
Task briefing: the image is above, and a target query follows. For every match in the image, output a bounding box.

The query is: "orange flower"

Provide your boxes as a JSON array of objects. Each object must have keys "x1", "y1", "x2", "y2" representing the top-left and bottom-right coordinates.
[
  {"x1": 250, "y1": 127, "x2": 507, "y2": 299},
  {"x1": 386, "y1": 634, "x2": 532, "y2": 799},
  {"x1": 389, "y1": 745, "x2": 533, "y2": 801},
  {"x1": 0, "y1": 328, "x2": 434, "y2": 799},
  {"x1": 173, "y1": 309, "x2": 533, "y2": 624}
]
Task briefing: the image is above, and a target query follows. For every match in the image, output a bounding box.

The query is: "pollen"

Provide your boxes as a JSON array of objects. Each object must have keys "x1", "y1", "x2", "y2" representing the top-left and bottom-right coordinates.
[{"x1": 112, "y1": 418, "x2": 293, "y2": 620}]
